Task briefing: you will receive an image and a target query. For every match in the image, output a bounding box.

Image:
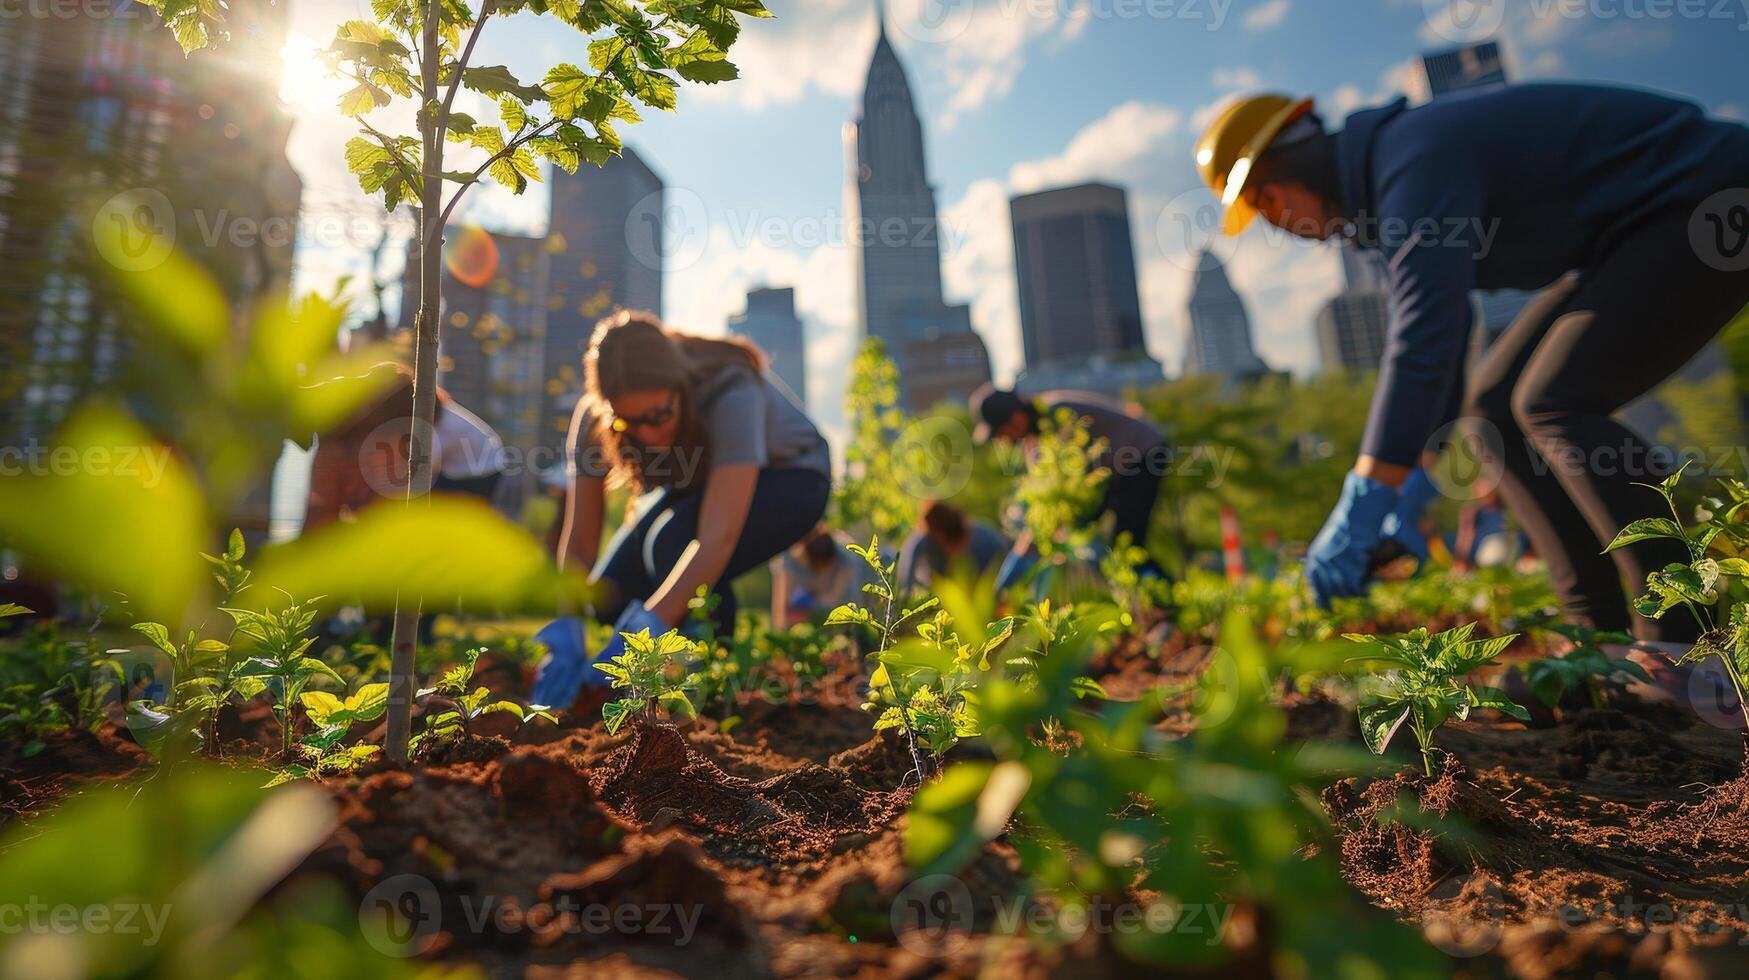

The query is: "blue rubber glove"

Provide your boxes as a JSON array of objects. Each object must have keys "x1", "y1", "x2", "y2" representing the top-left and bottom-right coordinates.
[
  {"x1": 530, "y1": 616, "x2": 596, "y2": 709},
  {"x1": 1379, "y1": 468, "x2": 1440, "y2": 571},
  {"x1": 995, "y1": 548, "x2": 1037, "y2": 593},
  {"x1": 1305, "y1": 472, "x2": 1401, "y2": 609},
  {"x1": 594, "y1": 600, "x2": 669, "y2": 667}
]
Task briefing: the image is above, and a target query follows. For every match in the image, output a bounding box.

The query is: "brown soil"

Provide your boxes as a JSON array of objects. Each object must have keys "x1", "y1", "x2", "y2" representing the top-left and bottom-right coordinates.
[
  {"x1": 0, "y1": 726, "x2": 153, "y2": 826},
  {"x1": 10, "y1": 623, "x2": 1749, "y2": 977},
  {"x1": 1323, "y1": 697, "x2": 1749, "y2": 976}
]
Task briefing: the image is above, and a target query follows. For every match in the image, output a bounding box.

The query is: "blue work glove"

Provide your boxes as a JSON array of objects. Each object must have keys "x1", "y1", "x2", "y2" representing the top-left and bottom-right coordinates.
[
  {"x1": 1305, "y1": 472, "x2": 1401, "y2": 609},
  {"x1": 594, "y1": 600, "x2": 669, "y2": 667},
  {"x1": 530, "y1": 616, "x2": 596, "y2": 709},
  {"x1": 789, "y1": 586, "x2": 815, "y2": 612},
  {"x1": 1379, "y1": 468, "x2": 1439, "y2": 571},
  {"x1": 995, "y1": 548, "x2": 1037, "y2": 593}
]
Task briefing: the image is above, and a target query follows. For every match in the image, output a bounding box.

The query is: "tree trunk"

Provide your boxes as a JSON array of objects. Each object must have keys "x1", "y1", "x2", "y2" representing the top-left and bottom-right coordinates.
[{"x1": 385, "y1": 0, "x2": 445, "y2": 765}]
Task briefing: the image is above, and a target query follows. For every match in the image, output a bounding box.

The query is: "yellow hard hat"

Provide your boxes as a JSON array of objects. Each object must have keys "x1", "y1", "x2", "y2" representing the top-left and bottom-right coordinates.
[{"x1": 1195, "y1": 94, "x2": 1316, "y2": 236}]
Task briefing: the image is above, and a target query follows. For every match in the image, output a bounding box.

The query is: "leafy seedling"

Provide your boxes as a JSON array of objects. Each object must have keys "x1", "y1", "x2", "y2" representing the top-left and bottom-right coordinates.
[
  {"x1": 410, "y1": 646, "x2": 556, "y2": 751},
  {"x1": 1518, "y1": 624, "x2": 1647, "y2": 710},
  {"x1": 1346, "y1": 623, "x2": 1529, "y2": 776},
  {"x1": 595, "y1": 628, "x2": 700, "y2": 735},
  {"x1": 1604, "y1": 462, "x2": 1749, "y2": 736}
]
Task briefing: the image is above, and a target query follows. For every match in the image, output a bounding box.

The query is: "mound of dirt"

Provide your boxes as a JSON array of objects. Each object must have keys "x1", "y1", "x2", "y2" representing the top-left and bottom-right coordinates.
[{"x1": 0, "y1": 726, "x2": 153, "y2": 825}]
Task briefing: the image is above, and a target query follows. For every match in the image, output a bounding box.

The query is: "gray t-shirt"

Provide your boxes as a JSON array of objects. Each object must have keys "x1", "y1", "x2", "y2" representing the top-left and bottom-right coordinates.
[
  {"x1": 897, "y1": 522, "x2": 1009, "y2": 590},
  {"x1": 1038, "y1": 390, "x2": 1167, "y2": 473},
  {"x1": 568, "y1": 364, "x2": 830, "y2": 488}
]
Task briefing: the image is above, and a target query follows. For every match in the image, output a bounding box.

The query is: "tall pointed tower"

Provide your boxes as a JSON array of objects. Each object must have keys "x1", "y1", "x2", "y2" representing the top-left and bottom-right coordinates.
[
  {"x1": 844, "y1": 1, "x2": 990, "y2": 411},
  {"x1": 1184, "y1": 249, "x2": 1270, "y2": 379}
]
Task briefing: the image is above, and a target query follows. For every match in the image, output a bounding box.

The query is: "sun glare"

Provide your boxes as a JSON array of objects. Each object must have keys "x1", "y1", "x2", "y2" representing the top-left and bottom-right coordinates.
[{"x1": 278, "y1": 32, "x2": 350, "y2": 114}]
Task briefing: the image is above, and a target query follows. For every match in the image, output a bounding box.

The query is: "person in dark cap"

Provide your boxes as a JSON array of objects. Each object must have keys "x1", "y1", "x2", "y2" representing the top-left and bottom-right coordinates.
[{"x1": 972, "y1": 384, "x2": 1171, "y2": 578}]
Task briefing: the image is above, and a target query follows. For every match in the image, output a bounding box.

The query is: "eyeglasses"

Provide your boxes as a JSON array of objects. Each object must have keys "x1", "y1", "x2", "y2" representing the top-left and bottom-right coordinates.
[{"x1": 609, "y1": 390, "x2": 678, "y2": 433}]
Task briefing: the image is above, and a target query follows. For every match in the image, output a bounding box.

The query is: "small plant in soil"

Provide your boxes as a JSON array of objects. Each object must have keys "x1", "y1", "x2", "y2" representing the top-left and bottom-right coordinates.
[
  {"x1": 1605, "y1": 463, "x2": 1749, "y2": 738},
  {"x1": 826, "y1": 535, "x2": 947, "y2": 783},
  {"x1": 594, "y1": 629, "x2": 702, "y2": 735},
  {"x1": 411, "y1": 647, "x2": 557, "y2": 751},
  {"x1": 227, "y1": 595, "x2": 340, "y2": 759},
  {"x1": 266, "y1": 681, "x2": 390, "y2": 786},
  {"x1": 1346, "y1": 623, "x2": 1530, "y2": 776},
  {"x1": 0, "y1": 605, "x2": 122, "y2": 757},
  {"x1": 1518, "y1": 624, "x2": 1648, "y2": 710}
]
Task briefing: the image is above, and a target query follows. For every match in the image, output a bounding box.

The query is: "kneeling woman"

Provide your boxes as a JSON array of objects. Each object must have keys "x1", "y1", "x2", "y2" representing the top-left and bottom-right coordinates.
[{"x1": 533, "y1": 311, "x2": 832, "y2": 706}]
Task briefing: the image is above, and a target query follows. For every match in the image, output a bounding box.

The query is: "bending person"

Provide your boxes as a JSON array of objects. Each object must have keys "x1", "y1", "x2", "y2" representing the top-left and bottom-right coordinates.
[
  {"x1": 971, "y1": 385, "x2": 1171, "y2": 578},
  {"x1": 1194, "y1": 85, "x2": 1749, "y2": 644},
  {"x1": 534, "y1": 311, "x2": 832, "y2": 706},
  {"x1": 895, "y1": 501, "x2": 1009, "y2": 592}
]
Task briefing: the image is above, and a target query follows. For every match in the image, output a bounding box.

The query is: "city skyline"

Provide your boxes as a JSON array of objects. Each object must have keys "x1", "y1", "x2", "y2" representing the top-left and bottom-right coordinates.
[{"x1": 262, "y1": 0, "x2": 1747, "y2": 438}]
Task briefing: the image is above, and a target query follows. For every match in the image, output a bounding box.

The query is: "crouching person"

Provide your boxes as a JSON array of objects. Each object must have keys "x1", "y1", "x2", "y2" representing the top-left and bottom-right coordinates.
[
  {"x1": 531, "y1": 311, "x2": 832, "y2": 708},
  {"x1": 895, "y1": 501, "x2": 1009, "y2": 593}
]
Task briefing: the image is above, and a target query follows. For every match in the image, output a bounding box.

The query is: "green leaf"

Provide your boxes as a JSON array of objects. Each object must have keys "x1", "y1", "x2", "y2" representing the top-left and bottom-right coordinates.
[
  {"x1": 1356, "y1": 696, "x2": 1411, "y2": 756},
  {"x1": 602, "y1": 699, "x2": 633, "y2": 735},
  {"x1": 131, "y1": 622, "x2": 180, "y2": 658},
  {"x1": 0, "y1": 603, "x2": 32, "y2": 619},
  {"x1": 462, "y1": 65, "x2": 547, "y2": 102},
  {"x1": 670, "y1": 30, "x2": 739, "y2": 83},
  {"x1": 0, "y1": 408, "x2": 207, "y2": 623},
  {"x1": 657, "y1": 689, "x2": 697, "y2": 720},
  {"x1": 1467, "y1": 686, "x2": 1531, "y2": 722},
  {"x1": 249, "y1": 496, "x2": 587, "y2": 614},
  {"x1": 1604, "y1": 518, "x2": 1687, "y2": 553},
  {"x1": 300, "y1": 691, "x2": 345, "y2": 728},
  {"x1": 1068, "y1": 676, "x2": 1108, "y2": 700},
  {"x1": 905, "y1": 762, "x2": 993, "y2": 874}
]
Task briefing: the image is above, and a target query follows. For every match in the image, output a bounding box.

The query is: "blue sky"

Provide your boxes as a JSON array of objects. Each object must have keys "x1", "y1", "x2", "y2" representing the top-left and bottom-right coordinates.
[{"x1": 279, "y1": 0, "x2": 1748, "y2": 438}]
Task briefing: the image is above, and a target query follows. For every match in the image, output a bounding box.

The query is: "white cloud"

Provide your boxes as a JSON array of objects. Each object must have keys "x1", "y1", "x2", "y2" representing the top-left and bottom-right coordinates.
[
  {"x1": 1008, "y1": 101, "x2": 1182, "y2": 193},
  {"x1": 1720, "y1": 104, "x2": 1747, "y2": 122},
  {"x1": 664, "y1": 227, "x2": 860, "y2": 449},
  {"x1": 1211, "y1": 65, "x2": 1264, "y2": 91},
  {"x1": 1243, "y1": 0, "x2": 1292, "y2": 31},
  {"x1": 686, "y1": 0, "x2": 874, "y2": 110},
  {"x1": 932, "y1": 0, "x2": 1084, "y2": 130},
  {"x1": 937, "y1": 97, "x2": 1340, "y2": 381}
]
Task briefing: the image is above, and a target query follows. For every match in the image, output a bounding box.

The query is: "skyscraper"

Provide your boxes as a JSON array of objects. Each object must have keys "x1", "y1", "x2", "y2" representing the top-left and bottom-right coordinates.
[
  {"x1": 0, "y1": 0, "x2": 302, "y2": 444},
  {"x1": 398, "y1": 229, "x2": 550, "y2": 502},
  {"x1": 1009, "y1": 182, "x2": 1161, "y2": 396},
  {"x1": 1183, "y1": 250, "x2": 1269, "y2": 379},
  {"x1": 1421, "y1": 40, "x2": 1508, "y2": 97},
  {"x1": 728, "y1": 287, "x2": 807, "y2": 409},
  {"x1": 845, "y1": 3, "x2": 991, "y2": 411},
  {"x1": 1316, "y1": 291, "x2": 1390, "y2": 374},
  {"x1": 541, "y1": 146, "x2": 664, "y2": 460}
]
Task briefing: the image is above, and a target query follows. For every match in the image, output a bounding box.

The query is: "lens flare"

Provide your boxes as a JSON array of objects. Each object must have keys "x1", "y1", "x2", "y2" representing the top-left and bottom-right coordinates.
[{"x1": 444, "y1": 226, "x2": 500, "y2": 288}]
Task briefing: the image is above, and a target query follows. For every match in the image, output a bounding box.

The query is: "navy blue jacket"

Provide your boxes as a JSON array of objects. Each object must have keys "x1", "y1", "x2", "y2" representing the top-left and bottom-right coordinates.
[{"x1": 1335, "y1": 83, "x2": 1749, "y2": 467}]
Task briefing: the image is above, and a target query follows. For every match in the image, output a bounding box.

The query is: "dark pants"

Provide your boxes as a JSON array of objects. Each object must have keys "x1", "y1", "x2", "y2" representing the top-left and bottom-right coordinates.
[
  {"x1": 434, "y1": 471, "x2": 503, "y2": 501},
  {"x1": 1467, "y1": 206, "x2": 1749, "y2": 642},
  {"x1": 1102, "y1": 443, "x2": 1172, "y2": 575},
  {"x1": 592, "y1": 467, "x2": 831, "y2": 633}
]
